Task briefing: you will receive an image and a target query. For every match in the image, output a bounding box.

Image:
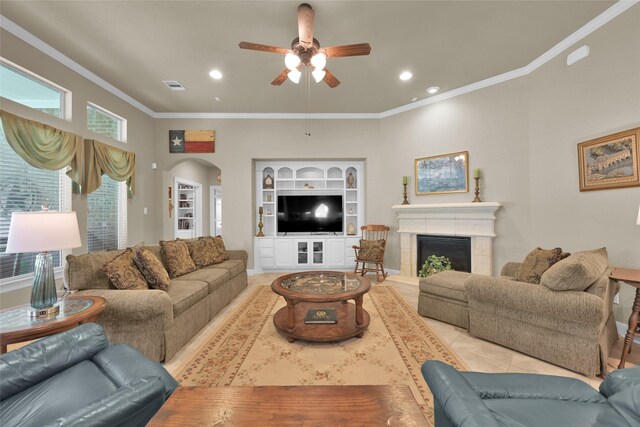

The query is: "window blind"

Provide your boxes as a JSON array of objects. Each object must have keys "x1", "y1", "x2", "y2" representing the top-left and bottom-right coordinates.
[
  {"x1": 0, "y1": 125, "x2": 72, "y2": 281},
  {"x1": 87, "y1": 176, "x2": 127, "y2": 252}
]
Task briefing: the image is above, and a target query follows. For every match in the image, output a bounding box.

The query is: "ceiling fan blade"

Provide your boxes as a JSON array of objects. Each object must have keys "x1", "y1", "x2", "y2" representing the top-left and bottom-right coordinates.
[
  {"x1": 297, "y1": 3, "x2": 314, "y2": 49},
  {"x1": 271, "y1": 69, "x2": 289, "y2": 86},
  {"x1": 322, "y1": 43, "x2": 371, "y2": 58},
  {"x1": 323, "y1": 68, "x2": 340, "y2": 88},
  {"x1": 239, "y1": 41, "x2": 289, "y2": 55}
]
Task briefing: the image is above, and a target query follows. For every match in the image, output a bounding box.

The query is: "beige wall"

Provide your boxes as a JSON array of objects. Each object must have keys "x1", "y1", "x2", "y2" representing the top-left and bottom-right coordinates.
[
  {"x1": 527, "y1": 7, "x2": 640, "y2": 321},
  {"x1": 1, "y1": 7, "x2": 639, "y2": 327}
]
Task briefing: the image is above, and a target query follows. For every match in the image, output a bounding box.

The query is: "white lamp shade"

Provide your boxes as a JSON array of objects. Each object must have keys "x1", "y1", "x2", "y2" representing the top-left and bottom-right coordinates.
[
  {"x1": 310, "y1": 53, "x2": 326, "y2": 70},
  {"x1": 287, "y1": 69, "x2": 301, "y2": 84},
  {"x1": 5, "y1": 211, "x2": 82, "y2": 253},
  {"x1": 312, "y1": 68, "x2": 326, "y2": 83},
  {"x1": 284, "y1": 53, "x2": 300, "y2": 71}
]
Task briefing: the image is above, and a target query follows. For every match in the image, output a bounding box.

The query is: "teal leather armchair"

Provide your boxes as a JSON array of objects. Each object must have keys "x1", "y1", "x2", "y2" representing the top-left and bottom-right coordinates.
[
  {"x1": 422, "y1": 360, "x2": 640, "y2": 427},
  {"x1": 0, "y1": 323, "x2": 178, "y2": 426}
]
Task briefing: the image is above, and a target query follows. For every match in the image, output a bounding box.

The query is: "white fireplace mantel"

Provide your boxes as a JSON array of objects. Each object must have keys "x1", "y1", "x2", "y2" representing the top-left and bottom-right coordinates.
[{"x1": 392, "y1": 202, "x2": 501, "y2": 277}]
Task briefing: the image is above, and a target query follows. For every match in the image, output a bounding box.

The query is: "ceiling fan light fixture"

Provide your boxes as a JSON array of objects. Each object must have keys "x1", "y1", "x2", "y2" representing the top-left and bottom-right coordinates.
[
  {"x1": 312, "y1": 68, "x2": 326, "y2": 83},
  {"x1": 310, "y1": 52, "x2": 326, "y2": 70},
  {"x1": 287, "y1": 68, "x2": 302, "y2": 84},
  {"x1": 285, "y1": 53, "x2": 301, "y2": 70}
]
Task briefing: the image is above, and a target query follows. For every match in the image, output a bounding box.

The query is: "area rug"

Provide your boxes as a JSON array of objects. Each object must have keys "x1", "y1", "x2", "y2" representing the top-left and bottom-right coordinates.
[{"x1": 177, "y1": 285, "x2": 466, "y2": 424}]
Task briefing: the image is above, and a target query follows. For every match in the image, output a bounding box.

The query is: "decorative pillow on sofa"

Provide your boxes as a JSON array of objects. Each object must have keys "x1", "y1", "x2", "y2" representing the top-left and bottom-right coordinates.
[
  {"x1": 101, "y1": 248, "x2": 149, "y2": 290},
  {"x1": 160, "y1": 240, "x2": 197, "y2": 278},
  {"x1": 134, "y1": 247, "x2": 170, "y2": 291},
  {"x1": 358, "y1": 239, "x2": 385, "y2": 262},
  {"x1": 540, "y1": 247, "x2": 608, "y2": 291},
  {"x1": 515, "y1": 247, "x2": 570, "y2": 284},
  {"x1": 186, "y1": 237, "x2": 224, "y2": 268},
  {"x1": 211, "y1": 236, "x2": 229, "y2": 261}
]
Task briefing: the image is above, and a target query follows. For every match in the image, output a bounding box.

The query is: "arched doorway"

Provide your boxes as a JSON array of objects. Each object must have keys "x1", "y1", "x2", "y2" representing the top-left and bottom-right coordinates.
[{"x1": 163, "y1": 158, "x2": 221, "y2": 239}]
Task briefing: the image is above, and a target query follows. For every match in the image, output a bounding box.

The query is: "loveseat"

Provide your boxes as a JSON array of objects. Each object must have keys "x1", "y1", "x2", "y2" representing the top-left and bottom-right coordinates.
[
  {"x1": 0, "y1": 323, "x2": 178, "y2": 426},
  {"x1": 422, "y1": 360, "x2": 640, "y2": 427},
  {"x1": 419, "y1": 248, "x2": 619, "y2": 375},
  {"x1": 64, "y1": 239, "x2": 248, "y2": 362}
]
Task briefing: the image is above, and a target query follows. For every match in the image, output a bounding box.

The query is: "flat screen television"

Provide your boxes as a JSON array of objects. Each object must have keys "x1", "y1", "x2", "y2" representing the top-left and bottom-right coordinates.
[{"x1": 277, "y1": 195, "x2": 343, "y2": 233}]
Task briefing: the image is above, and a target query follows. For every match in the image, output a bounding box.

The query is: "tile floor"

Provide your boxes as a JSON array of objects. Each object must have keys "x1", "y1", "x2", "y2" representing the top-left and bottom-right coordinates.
[{"x1": 164, "y1": 272, "x2": 640, "y2": 390}]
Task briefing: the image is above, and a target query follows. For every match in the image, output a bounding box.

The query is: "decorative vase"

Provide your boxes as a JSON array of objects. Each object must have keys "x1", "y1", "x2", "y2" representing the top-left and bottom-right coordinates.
[
  {"x1": 347, "y1": 172, "x2": 355, "y2": 189},
  {"x1": 347, "y1": 223, "x2": 356, "y2": 235}
]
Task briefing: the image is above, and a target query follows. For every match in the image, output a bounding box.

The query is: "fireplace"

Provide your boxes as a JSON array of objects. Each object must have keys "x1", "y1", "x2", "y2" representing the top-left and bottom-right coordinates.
[
  {"x1": 417, "y1": 235, "x2": 471, "y2": 273},
  {"x1": 392, "y1": 202, "x2": 501, "y2": 277}
]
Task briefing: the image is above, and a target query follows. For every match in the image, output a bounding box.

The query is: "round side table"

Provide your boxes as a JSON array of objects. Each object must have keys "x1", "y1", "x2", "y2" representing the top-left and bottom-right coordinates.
[
  {"x1": 612, "y1": 268, "x2": 640, "y2": 369},
  {"x1": 0, "y1": 296, "x2": 106, "y2": 354}
]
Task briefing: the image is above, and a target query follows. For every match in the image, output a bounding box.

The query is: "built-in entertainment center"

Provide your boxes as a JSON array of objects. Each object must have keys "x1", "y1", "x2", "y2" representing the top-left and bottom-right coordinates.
[{"x1": 254, "y1": 160, "x2": 364, "y2": 272}]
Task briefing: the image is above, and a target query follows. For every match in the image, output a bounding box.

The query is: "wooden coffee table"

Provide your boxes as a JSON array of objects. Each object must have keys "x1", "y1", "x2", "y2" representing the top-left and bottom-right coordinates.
[
  {"x1": 148, "y1": 385, "x2": 428, "y2": 426},
  {"x1": 271, "y1": 271, "x2": 371, "y2": 343},
  {"x1": 0, "y1": 296, "x2": 106, "y2": 354}
]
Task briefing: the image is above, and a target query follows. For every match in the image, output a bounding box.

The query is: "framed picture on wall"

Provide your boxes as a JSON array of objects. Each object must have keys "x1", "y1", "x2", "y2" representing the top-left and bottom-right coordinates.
[
  {"x1": 577, "y1": 127, "x2": 640, "y2": 191},
  {"x1": 415, "y1": 151, "x2": 469, "y2": 195}
]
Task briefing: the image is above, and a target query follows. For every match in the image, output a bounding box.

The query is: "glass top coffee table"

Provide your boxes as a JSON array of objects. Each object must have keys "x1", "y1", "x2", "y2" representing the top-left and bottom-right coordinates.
[{"x1": 271, "y1": 271, "x2": 371, "y2": 343}]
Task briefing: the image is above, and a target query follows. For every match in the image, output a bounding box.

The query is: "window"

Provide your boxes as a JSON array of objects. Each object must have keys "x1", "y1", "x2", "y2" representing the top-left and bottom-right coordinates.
[
  {"x1": 87, "y1": 103, "x2": 126, "y2": 142},
  {"x1": 0, "y1": 124, "x2": 72, "y2": 281},
  {"x1": 87, "y1": 176, "x2": 127, "y2": 252},
  {"x1": 0, "y1": 60, "x2": 67, "y2": 119}
]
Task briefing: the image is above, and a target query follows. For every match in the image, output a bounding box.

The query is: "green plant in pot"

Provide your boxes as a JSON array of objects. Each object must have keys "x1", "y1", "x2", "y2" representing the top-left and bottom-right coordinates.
[{"x1": 418, "y1": 255, "x2": 453, "y2": 277}]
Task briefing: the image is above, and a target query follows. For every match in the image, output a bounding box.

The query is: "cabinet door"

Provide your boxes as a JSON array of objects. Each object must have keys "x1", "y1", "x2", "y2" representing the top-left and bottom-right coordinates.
[
  {"x1": 325, "y1": 239, "x2": 345, "y2": 267},
  {"x1": 311, "y1": 240, "x2": 324, "y2": 265},
  {"x1": 275, "y1": 240, "x2": 294, "y2": 267},
  {"x1": 295, "y1": 240, "x2": 310, "y2": 265}
]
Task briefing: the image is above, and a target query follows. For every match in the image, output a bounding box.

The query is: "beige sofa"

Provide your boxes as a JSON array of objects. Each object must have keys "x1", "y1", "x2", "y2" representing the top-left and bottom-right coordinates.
[
  {"x1": 65, "y1": 243, "x2": 248, "y2": 362},
  {"x1": 419, "y1": 248, "x2": 619, "y2": 376}
]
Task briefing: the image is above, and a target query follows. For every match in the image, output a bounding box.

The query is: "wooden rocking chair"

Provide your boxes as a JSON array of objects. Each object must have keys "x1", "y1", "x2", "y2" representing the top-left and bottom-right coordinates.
[{"x1": 352, "y1": 224, "x2": 390, "y2": 282}]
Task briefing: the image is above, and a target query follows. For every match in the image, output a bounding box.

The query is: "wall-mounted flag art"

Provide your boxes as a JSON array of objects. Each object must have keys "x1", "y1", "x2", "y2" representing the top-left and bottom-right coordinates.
[{"x1": 169, "y1": 130, "x2": 215, "y2": 153}]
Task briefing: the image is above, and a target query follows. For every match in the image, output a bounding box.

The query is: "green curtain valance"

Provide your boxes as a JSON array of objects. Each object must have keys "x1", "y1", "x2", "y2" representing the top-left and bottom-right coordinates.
[
  {"x1": 0, "y1": 109, "x2": 84, "y2": 191},
  {"x1": 84, "y1": 139, "x2": 136, "y2": 197}
]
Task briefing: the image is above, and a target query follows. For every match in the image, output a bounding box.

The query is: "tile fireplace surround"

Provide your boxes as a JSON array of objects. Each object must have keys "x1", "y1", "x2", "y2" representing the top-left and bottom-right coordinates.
[{"x1": 392, "y1": 202, "x2": 501, "y2": 277}]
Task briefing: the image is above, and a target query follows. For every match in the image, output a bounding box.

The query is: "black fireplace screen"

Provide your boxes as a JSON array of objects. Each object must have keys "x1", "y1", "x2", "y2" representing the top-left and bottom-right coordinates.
[{"x1": 417, "y1": 235, "x2": 471, "y2": 273}]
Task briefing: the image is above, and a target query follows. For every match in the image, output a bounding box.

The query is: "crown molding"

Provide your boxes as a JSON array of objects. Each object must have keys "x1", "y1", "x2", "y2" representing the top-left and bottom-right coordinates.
[
  {"x1": 1, "y1": 0, "x2": 637, "y2": 120},
  {"x1": 0, "y1": 15, "x2": 155, "y2": 117}
]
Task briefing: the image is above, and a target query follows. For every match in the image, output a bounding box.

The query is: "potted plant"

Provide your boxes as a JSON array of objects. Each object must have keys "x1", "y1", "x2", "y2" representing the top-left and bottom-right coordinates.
[{"x1": 418, "y1": 255, "x2": 453, "y2": 277}]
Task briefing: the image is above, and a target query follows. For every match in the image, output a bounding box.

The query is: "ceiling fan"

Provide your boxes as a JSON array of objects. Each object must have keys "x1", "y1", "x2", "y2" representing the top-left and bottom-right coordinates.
[{"x1": 239, "y1": 3, "x2": 371, "y2": 88}]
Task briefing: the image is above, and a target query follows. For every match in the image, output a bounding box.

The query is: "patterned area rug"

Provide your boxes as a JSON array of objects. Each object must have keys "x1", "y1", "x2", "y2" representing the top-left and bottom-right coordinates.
[{"x1": 177, "y1": 285, "x2": 466, "y2": 424}]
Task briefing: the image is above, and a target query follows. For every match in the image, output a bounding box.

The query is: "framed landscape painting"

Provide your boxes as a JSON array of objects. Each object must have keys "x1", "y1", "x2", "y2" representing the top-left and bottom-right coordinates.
[
  {"x1": 577, "y1": 128, "x2": 640, "y2": 191},
  {"x1": 415, "y1": 151, "x2": 469, "y2": 195}
]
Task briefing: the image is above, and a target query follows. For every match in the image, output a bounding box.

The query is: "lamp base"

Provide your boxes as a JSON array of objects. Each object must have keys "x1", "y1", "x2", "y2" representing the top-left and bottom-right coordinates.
[{"x1": 27, "y1": 304, "x2": 60, "y2": 318}]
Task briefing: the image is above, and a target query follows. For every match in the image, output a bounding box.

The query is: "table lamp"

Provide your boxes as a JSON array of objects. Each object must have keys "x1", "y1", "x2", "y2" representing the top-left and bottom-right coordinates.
[{"x1": 5, "y1": 210, "x2": 81, "y2": 317}]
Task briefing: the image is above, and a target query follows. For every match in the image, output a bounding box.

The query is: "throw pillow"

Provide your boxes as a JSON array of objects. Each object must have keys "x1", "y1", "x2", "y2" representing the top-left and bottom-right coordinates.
[
  {"x1": 541, "y1": 247, "x2": 609, "y2": 291},
  {"x1": 211, "y1": 235, "x2": 229, "y2": 260},
  {"x1": 134, "y1": 247, "x2": 170, "y2": 291},
  {"x1": 515, "y1": 247, "x2": 570, "y2": 284},
  {"x1": 187, "y1": 237, "x2": 224, "y2": 268},
  {"x1": 358, "y1": 239, "x2": 385, "y2": 262},
  {"x1": 160, "y1": 240, "x2": 197, "y2": 278},
  {"x1": 101, "y1": 248, "x2": 149, "y2": 290}
]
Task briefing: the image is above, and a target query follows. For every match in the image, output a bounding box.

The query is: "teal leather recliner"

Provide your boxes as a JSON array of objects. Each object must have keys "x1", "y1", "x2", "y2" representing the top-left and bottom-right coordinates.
[
  {"x1": 0, "y1": 323, "x2": 178, "y2": 426},
  {"x1": 422, "y1": 360, "x2": 640, "y2": 427}
]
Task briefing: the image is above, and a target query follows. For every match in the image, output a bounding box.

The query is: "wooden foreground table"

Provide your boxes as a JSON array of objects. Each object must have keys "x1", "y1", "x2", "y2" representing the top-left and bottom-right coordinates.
[{"x1": 149, "y1": 385, "x2": 428, "y2": 426}]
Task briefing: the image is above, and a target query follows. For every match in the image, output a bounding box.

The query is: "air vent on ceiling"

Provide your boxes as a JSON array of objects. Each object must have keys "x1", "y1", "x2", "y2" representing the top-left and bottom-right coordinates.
[{"x1": 162, "y1": 80, "x2": 186, "y2": 91}]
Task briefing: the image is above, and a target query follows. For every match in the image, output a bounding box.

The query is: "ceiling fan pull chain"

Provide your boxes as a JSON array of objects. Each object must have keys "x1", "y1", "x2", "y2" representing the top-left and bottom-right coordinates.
[{"x1": 306, "y1": 67, "x2": 311, "y2": 136}]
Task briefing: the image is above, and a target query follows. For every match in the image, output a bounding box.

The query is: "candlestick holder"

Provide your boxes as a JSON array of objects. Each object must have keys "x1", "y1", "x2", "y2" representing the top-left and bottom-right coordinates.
[
  {"x1": 402, "y1": 183, "x2": 409, "y2": 205},
  {"x1": 472, "y1": 177, "x2": 482, "y2": 202},
  {"x1": 257, "y1": 211, "x2": 265, "y2": 237}
]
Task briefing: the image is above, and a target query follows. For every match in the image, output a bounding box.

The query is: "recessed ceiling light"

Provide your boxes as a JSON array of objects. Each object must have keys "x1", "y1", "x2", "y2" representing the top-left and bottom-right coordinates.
[
  {"x1": 426, "y1": 86, "x2": 440, "y2": 94},
  {"x1": 214, "y1": 96, "x2": 221, "y2": 102},
  {"x1": 399, "y1": 71, "x2": 412, "y2": 81},
  {"x1": 209, "y1": 69, "x2": 223, "y2": 80},
  {"x1": 411, "y1": 97, "x2": 418, "y2": 102}
]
